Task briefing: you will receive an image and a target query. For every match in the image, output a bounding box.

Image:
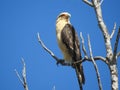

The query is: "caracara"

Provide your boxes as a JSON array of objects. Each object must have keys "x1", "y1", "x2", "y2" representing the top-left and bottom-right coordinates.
[{"x1": 56, "y1": 12, "x2": 85, "y2": 90}]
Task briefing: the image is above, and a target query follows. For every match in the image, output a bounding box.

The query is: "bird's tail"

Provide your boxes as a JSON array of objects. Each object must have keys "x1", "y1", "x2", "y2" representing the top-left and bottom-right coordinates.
[{"x1": 75, "y1": 64, "x2": 85, "y2": 90}]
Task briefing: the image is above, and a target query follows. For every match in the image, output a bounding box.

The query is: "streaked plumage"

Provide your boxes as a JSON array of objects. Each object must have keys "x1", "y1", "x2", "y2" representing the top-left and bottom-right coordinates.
[{"x1": 56, "y1": 12, "x2": 85, "y2": 89}]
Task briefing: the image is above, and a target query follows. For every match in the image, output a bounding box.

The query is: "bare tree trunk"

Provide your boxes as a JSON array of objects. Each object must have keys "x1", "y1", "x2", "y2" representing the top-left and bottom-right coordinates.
[{"x1": 109, "y1": 63, "x2": 118, "y2": 90}]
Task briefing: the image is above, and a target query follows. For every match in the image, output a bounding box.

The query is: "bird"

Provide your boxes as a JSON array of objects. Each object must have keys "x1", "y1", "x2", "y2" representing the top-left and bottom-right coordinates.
[{"x1": 56, "y1": 12, "x2": 85, "y2": 90}]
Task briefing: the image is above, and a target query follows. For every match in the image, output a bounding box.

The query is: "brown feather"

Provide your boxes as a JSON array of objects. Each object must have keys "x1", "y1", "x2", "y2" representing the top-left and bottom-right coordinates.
[
  {"x1": 61, "y1": 24, "x2": 85, "y2": 86},
  {"x1": 56, "y1": 12, "x2": 85, "y2": 90}
]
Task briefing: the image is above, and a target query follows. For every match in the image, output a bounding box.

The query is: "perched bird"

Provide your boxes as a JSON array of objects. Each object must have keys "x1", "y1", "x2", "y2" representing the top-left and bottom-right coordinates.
[{"x1": 56, "y1": 12, "x2": 85, "y2": 90}]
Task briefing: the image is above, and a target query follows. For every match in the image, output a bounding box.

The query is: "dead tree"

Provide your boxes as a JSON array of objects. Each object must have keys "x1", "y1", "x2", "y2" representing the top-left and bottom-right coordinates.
[
  {"x1": 37, "y1": 0, "x2": 120, "y2": 90},
  {"x1": 82, "y1": 0, "x2": 120, "y2": 90},
  {"x1": 15, "y1": 0, "x2": 119, "y2": 90}
]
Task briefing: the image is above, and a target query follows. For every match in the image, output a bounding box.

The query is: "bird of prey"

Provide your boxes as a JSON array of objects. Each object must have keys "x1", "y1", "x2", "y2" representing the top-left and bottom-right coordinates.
[{"x1": 56, "y1": 12, "x2": 85, "y2": 90}]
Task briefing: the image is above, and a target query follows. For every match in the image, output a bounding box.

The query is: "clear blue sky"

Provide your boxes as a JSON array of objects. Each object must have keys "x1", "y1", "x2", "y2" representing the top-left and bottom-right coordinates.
[{"x1": 0, "y1": 0, "x2": 120, "y2": 90}]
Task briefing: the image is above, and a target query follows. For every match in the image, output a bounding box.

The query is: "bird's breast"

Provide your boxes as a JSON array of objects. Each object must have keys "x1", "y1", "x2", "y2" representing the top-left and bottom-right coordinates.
[
  {"x1": 56, "y1": 31, "x2": 72, "y2": 63},
  {"x1": 56, "y1": 20, "x2": 72, "y2": 63}
]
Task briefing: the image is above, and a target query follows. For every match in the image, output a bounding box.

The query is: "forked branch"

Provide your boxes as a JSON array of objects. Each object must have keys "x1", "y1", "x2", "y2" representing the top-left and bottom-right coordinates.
[
  {"x1": 82, "y1": 0, "x2": 93, "y2": 7},
  {"x1": 38, "y1": 32, "x2": 107, "y2": 66},
  {"x1": 80, "y1": 32, "x2": 108, "y2": 64},
  {"x1": 114, "y1": 27, "x2": 120, "y2": 59},
  {"x1": 110, "y1": 23, "x2": 116, "y2": 39},
  {"x1": 83, "y1": 0, "x2": 113, "y2": 59},
  {"x1": 15, "y1": 58, "x2": 29, "y2": 90},
  {"x1": 82, "y1": 1, "x2": 119, "y2": 89},
  {"x1": 80, "y1": 32, "x2": 88, "y2": 57},
  {"x1": 87, "y1": 35, "x2": 102, "y2": 90}
]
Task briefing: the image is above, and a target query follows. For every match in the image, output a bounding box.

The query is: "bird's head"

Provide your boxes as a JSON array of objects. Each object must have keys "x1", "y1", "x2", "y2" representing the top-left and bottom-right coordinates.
[{"x1": 56, "y1": 12, "x2": 71, "y2": 23}]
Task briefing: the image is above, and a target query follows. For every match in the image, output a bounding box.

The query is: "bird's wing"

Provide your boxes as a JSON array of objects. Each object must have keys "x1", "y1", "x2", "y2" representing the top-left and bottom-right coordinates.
[
  {"x1": 61, "y1": 23, "x2": 81, "y2": 61},
  {"x1": 61, "y1": 24, "x2": 85, "y2": 86}
]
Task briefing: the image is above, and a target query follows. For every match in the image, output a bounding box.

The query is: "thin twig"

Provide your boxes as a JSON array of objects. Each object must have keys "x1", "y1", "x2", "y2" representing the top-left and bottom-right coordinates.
[
  {"x1": 52, "y1": 85, "x2": 56, "y2": 90},
  {"x1": 80, "y1": 32, "x2": 88, "y2": 57},
  {"x1": 83, "y1": 0, "x2": 93, "y2": 7},
  {"x1": 15, "y1": 69, "x2": 24, "y2": 85},
  {"x1": 113, "y1": 27, "x2": 120, "y2": 60},
  {"x1": 88, "y1": 34, "x2": 102, "y2": 90},
  {"x1": 99, "y1": 0, "x2": 104, "y2": 5},
  {"x1": 74, "y1": 56, "x2": 108, "y2": 65},
  {"x1": 21, "y1": 58, "x2": 28, "y2": 90},
  {"x1": 15, "y1": 59, "x2": 29, "y2": 90},
  {"x1": 85, "y1": 56, "x2": 107, "y2": 64},
  {"x1": 37, "y1": 33, "x2": 71, "y2": 66},
  {"x1": 117, "y1": 52, "x2": 120, "y2": 58},
  {"x1": 110, "y1": 22, "x2": 116, "y2": 39},
  {"x1": 96, "y1": 0, "x2": 104, "y2": 7},
  {"x1": 37, "y1": 33, "x2": 58, "y2": 61}
]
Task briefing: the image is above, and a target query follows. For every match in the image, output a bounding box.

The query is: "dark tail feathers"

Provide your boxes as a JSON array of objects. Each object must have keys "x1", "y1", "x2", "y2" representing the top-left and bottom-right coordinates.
[{"x1": 75, "y1": 64, "x2": 85, "y2": 90}]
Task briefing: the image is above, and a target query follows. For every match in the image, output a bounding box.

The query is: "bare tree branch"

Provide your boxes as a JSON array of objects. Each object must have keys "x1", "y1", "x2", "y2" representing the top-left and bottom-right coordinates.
[
  {"x1": 91, "y1": 0, "x2": 113, "y2": 59},
  {"x1": 88, "y1": 34, "x2": 102, "y2": 90},
  {"x1": 113, "y1": 28, "x2": 120, "y2": 58},
  {"x1": 99, "y1": 0, "x2": 104, "y2": 6},
  {"x1": 114, "y1": 27, "x2": 120, "y2": 60},
  {"x1": 110, "y1": 22, "x2": 116, "y2": 39},
  {"x1": 15, "y1": 58, "x2": 29, "y2": 90},
  {"x1": 74, "y1": 56, "x2": 107, "y2": 65},
  {"x1": 37, "y1": 33, "x2": 58, "y2": 61},
  {"x1": 37, "y1": 33, "x2": 71, "y2": 66},
  {"x1": 82, "y1": 0, "x2": 119, "y2": 89},
  {"x1": 93, "y1": 56, "x2": 106, "y2": 62},
  {"x1": 21, "y1": 58, "x2": 27, "y2": 89},
  {"x1": 80, "y1": 32, "x2": 88, "y2": 57},
  {"x1": 83, "y1": 0, "x2": 113, "y2": 59},
  {"x1": 37, "y1": 32, "x2": 108, "y2": 65},
  {"x1": 15, "y1": 69, "x2": 24, "y2": 85},
  {"x1": 96, "y1": 0, "x2": 104, "y2": 8},
  {"x1": 52, "y1": 85, "x2": 56, "y2": 90},
  {"x1": 85, "y1": 56, "x2": 107, "y2": 64},
  {"x1": 79, "y1": 32, "x2": 108, "y2": 64},
  {"x1": 83, "y1": 0, "x2": 93, "y2": 7},
  {"x1": 117, "y1": 52, "x2": 120, "y2": 58}
]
